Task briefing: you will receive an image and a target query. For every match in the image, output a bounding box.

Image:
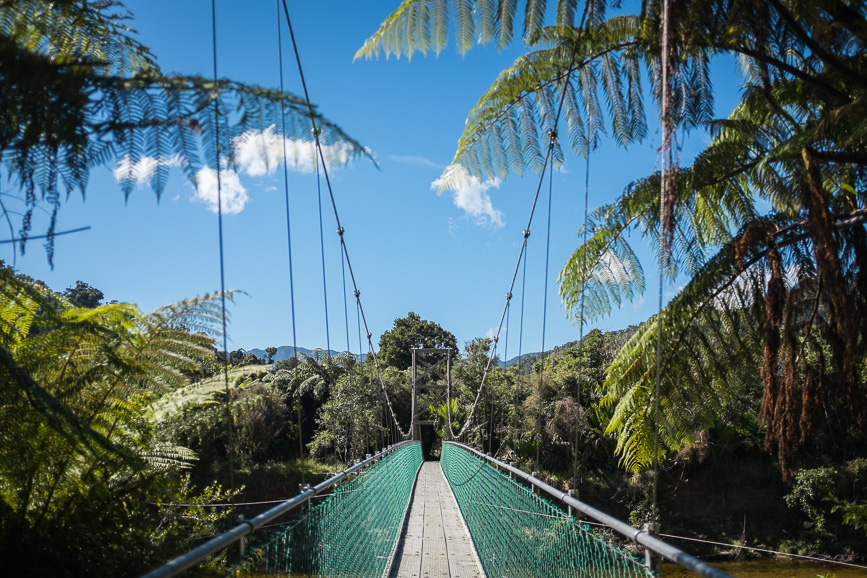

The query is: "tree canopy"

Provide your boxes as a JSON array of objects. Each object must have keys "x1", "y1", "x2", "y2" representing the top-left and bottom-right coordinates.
[
  {"x1": 378, "y1": 312, "x2": 458, "y2": 370},
  {"x1": 62, "y1": 280, "x2": 104, "y2": 308}
]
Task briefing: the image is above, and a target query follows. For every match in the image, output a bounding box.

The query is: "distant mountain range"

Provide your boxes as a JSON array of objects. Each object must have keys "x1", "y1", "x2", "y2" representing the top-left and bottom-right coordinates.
[
  {"x1": 246, "y1": 342, "x2": 579, "y2": 372},
  {"x1": 246, "y1": 345, "x2": 366, "y2": 363},
  {"x1": 501, "y1": 340, "x2": 580, "y2": 373}
]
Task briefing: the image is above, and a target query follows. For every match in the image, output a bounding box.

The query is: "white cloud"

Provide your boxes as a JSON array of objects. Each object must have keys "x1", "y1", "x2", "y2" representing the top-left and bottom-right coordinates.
[
  {"x1": 113, "y1": 154, "x2": 181, "y2": 188},
  {"x1": 431, "y1": 164, "x2": 504, "y2": 228},
  {"x1": 485, "y1": 328, "x2": 496, "y2": 340},
  {"x1": 390, "y1": 154, "x2": 443, "y2": 169},
  {"x1": 113, "y1": 128, "x2": 364, "y2": 216},
  {"x1": 192, "y1": 167, "x2": 248, "y2": 215},
  {"x1": 233, "y1": 126, "x2": 360, "y2": 176}
]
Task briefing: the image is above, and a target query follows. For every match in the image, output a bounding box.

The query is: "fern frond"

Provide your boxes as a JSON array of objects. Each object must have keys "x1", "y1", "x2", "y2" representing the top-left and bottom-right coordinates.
[
  {"x1": 0, "y1": 2, "x2": 372, "y2": 261},
  {"x1": 356, "y1": 0, "x2": 602, "y2": 60},
  {"x1": 447, "y1": 16, "x2": 641, "y2": 179}
]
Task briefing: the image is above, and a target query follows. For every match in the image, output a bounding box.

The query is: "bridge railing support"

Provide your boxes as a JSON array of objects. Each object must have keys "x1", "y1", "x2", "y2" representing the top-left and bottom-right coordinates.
[
  {"x1": 141, "y1": 441, "x2": 421, "y2": 578},
  {"x1": 442, "y1": 441, "x2": 733, "y2": 578}
]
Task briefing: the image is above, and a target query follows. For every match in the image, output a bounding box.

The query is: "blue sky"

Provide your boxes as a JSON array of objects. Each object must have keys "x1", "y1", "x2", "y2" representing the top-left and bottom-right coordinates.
[{"x1": 7, "y1": 1, "x2": 743, "y2": 358}]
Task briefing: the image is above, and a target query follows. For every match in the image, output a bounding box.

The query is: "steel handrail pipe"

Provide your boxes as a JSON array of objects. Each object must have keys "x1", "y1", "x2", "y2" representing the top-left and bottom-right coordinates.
[
  {"x1": 141, "y1": 441, "x2": 418, "y2": 578},
  {"x1": 444, "y1": 441, "x2": 732, "y2": 578}
]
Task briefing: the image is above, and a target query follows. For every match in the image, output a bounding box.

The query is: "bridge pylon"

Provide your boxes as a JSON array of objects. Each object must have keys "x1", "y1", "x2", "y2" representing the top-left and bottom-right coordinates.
[{"x1": 410, "y1": 347, "x2": 453, "y2": 442}]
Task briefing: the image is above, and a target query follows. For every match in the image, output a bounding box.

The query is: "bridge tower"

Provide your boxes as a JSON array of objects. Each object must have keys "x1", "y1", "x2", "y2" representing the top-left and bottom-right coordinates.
[{"x1": 410, "y1": 348, "x2": 453, "y2": 445}]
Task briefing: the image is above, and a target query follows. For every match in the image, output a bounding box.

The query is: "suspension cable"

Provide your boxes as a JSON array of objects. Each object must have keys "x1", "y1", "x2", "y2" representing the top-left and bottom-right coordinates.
[
  {"x1": 574, "y1": 152, "x2": 591, "y2": 475},
  {"x1": 457, "y1": 137, "x2": 556, "y2": 442},
  {"x1": 519, "y1": 239, "x2": 528, "y2": 361},
  {"x1": 503, "y1": 301, "x2": 510, "y2": 366},
  {"x1": 341, "y1": 241, "x2": 351, "y2": 354},
  {"x1": 279, "y1": 0, "x2": 410, "y2": 440},
  {"x1": 276, "y1": 0, "x2": 298, "y2": 360},
  {"x1": 453, "y1": 5, "x2": 599, "y2": 449},
  {"x1": 0, "y1": 186, "x2": 17, "y2": 270},
  {"x1": 356, "y1": 299, "x2": 363, "y2": 361},
  {"x1": 315, "y1": 152, "x2": 331, "y2": 355},
  {"x1": 210, "y1": 0, "x2": 235, "y2": 498},
  {"x1": 536, "y1": 149, "x2": 555, "y2": 468}
]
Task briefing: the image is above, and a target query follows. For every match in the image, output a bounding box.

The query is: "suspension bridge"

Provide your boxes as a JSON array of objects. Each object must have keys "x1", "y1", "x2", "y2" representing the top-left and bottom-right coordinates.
[
  {"x1": 142, "y1": 0, "x2": 731, "y2": 575},
  {"x1": 143, "y1": 440, "x2": 731, "y2": 577}
]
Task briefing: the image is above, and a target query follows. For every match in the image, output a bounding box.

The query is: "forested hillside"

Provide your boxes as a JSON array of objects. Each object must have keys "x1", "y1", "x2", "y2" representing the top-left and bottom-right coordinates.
[{"x1": 3, "y1": 260, "x2": 865, "y2": 574}]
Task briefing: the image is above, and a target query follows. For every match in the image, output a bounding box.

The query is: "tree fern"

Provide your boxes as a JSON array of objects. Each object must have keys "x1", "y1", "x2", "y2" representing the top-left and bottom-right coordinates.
[
  {"x1": 356, "y1": 0, "x2": 594, "y2": 60},
  {"x1": 1, "y1": 0, "x2": 372, "y2": 264},
  {"x1": 0, "y1": 269, "x2": 241, "y2": 568},
  {"x1": 363, "y1": 0, "x2": 867, "y2": 477}
]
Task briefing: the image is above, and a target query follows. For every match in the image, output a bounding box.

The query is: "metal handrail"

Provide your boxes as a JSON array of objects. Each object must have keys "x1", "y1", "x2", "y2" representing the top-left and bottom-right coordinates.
[
  {"x1": 443, "y1": 441, "x2": 733, "y2": 578},
  {"x1": 141, "y1": 441, "x2": 418, "y2": 578}
]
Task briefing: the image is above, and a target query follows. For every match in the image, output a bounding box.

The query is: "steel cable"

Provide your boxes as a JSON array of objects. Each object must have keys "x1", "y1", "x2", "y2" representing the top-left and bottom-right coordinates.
[
  {"x1": 210, "y1": 0, "x2": 236, "y2": 500},
  {"x1": 275, "y1": 0, "x2": 299, "y2": 361},
  {"x1": 451, "y1": 8, "x2": 600, "y2": 443},
  {"x1": 279, "y1": 0, "x2": 409, "y2": 439}
]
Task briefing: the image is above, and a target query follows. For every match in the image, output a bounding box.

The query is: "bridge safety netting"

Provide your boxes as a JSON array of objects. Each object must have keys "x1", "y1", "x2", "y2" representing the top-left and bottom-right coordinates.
[
  {"x1": 441, "y1": 443, "x2": 654, "y2": 578},
  {"x1": 229, "y1": 442, "x2": 423, "y2": 577}
]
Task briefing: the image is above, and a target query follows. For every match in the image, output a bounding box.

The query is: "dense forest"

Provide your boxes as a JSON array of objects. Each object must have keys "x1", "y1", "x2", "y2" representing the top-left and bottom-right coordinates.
[
  {"x1": 2, "y1": 0, "x2": 867, "y2": 575},
  {"x1": 2, "y1": 262, "x2": 866, "y2": 575}
]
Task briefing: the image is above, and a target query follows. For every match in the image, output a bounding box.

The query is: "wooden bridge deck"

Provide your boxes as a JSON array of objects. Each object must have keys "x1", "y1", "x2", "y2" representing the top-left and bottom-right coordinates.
[{"x1": 389, "y1": 461, "x2": 484, "y2": 578}]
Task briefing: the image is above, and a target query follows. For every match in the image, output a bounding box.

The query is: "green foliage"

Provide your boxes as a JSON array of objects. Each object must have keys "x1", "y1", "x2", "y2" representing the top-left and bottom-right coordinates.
[
  {"x1": 264, "y1": 346, "x2": 278, "y2": 364},
  {"x1": 378, "y1": 311, "x2": 457, "y2": 370},
  {"x1": 61, "y1": 280, "x2": 104, "y2": 308},
  {"x1": 831, "y1": 498, "x2": 867, "y2": 535},
  {"x1": 356, "y1": 0, "x2": 596, "y2": 60},
  {"x1": 785, "y1": 466, "x2": 838, "y2": 537},
  {"x1": 0, "y1": 268, "x2": 236, "y2": 575},
  {"x1": 148, "y1": 475, "x2": 243, "y2": 575},
  {"x1": 308, "y1": 355, "x2": 386, "y2": 462},
  {"x1": 430, "y1": 398, "x2": 463, "y2": 439}
]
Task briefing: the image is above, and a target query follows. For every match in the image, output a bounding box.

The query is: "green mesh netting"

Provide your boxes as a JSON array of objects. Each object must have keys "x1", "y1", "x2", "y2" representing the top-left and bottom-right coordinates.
[
  {"x1": 230, "y1": 442, "x2": 423, "y2": 577},
  {"x1": 441, "y1": 443, "x2": 654, "y2": 578}
]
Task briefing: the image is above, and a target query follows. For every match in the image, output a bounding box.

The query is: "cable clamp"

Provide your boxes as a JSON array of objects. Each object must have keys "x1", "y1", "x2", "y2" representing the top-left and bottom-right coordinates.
[
  {"x1": 523, "y1": 230, "x2": 531, "y2": 239},
  {"x1": 506, "y1": 292, "x2": 512, "y2": 301},
  {"x1": 312, "y1": 127, "x2": 322, "y2": 138},
  {"x1": 367, "y1": 332, "x2": 372, "y2": 339},
  {"x1": 337, "y1": 227, "x2": 344, "y2": 236},
  {"x1": 548, "y1": 129, "x2": 558, "y2": 141},
  {"x1": 354, "y1": 290, "x2": 360, "y2": 298}
]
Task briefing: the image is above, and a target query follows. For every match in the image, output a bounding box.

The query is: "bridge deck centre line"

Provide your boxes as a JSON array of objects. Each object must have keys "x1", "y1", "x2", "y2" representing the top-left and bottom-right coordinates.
[{"x1": 389, "y1": 461, "x2": 484, "y2": 578}]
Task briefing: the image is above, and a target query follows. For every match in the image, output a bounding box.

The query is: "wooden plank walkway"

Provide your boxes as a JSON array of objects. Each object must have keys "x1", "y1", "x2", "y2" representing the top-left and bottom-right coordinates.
[{"x1": 389, "y1": 461, "x2": 484, "y2": 578}]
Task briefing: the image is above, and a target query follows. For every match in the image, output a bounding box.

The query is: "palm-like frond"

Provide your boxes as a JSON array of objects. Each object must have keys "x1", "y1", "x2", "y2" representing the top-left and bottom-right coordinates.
[
  {"x1": 0, "y1": 270, "x2": 231, "y2": 539},
  {"x1": 559, "y1": 41, "x2": 867, "y2": 469},
  {"x1": 357, "y1": 0, "x2": 623, "y2": 59},
  {"x1": 601, "y1": 241, "x2": 766, "y2": 471},
  {"x1": 0, "y1": 1, "x2": 372, "y2": 264},
  {"x1": 364, "y1": 0, "x2": 867, "y2": 477}
]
